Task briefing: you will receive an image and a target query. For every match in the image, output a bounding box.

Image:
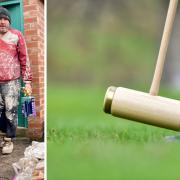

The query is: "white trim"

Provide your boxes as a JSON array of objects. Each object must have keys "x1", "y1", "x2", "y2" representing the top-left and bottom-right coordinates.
[{"x1": 44, "y1": 0, "x2": 47, "y2": 179}]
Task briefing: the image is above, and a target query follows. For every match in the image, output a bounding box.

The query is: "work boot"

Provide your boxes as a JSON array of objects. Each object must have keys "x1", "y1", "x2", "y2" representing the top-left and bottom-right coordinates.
[
  {"x1": 0, "y1": 137, "x2": 5, "y2": 148},
  {"x1": 2, "y1": 137, "x2": 13, "y2": 154}
]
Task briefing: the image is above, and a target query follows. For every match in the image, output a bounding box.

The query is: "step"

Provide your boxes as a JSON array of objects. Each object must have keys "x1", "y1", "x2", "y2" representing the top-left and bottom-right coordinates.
[{"x1": 0, "y1": 127, "x2": 28, "y2": 137}]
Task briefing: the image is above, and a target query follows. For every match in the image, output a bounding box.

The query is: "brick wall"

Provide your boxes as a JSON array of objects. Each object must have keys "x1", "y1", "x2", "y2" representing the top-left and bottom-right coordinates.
[{"x1": 23, "y1": 0, "x2": 44, "y2": 139}]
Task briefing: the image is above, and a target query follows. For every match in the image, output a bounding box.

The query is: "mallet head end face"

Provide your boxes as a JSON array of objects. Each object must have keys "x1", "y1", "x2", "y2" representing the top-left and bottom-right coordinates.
[{"x1": 103, "y1": 86, "x2": 117, "y2": 114}]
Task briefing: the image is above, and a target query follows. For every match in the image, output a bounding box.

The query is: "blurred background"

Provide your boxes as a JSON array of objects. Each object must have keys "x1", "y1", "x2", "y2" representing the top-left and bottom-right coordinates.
[
  {"x1": 48, "y1": 0, "x2": 180, "y2": 179},
  {"x1": 48, "y1": 0, "x2": 180, "y2": 89}
]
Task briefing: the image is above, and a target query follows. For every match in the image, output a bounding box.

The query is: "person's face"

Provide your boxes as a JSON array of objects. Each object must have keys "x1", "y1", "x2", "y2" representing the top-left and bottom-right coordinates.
[{"x1": 0, "y1": 17, "x2": 10, "y2": 34}]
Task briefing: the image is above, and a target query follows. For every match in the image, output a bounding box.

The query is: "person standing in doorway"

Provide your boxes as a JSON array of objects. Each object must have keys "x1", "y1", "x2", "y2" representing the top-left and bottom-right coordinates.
[{"x1": 0, "y1": 6, "x2": 32, "y2": 154}]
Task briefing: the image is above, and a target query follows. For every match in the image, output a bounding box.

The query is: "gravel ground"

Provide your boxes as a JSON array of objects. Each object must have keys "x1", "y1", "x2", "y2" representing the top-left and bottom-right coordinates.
[{"x1": 0, "y1": 138, "x2": 31, "y2": 180}]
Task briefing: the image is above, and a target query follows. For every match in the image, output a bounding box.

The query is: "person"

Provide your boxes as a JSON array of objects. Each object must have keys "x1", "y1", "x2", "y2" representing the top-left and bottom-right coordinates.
[{"x1": 0, "y1": 6, "x2": 32, "y2": 154}]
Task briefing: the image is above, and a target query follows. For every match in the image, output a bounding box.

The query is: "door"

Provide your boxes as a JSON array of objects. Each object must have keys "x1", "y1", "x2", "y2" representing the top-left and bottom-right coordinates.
[{"x1": 0, "y1": 0, "x2": 28, "y2": 127}]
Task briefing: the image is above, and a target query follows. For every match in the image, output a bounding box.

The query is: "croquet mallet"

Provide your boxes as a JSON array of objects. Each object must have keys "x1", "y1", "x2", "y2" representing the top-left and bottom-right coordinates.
[{"x1": 103, "y1": 0, "x2": 180, "y2": 131}]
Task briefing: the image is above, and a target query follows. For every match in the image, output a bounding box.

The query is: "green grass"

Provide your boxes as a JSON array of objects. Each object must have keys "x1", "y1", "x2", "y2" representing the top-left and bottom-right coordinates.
[{"x1": 47, "y1": 85, "x2": 180, "y2": 180}]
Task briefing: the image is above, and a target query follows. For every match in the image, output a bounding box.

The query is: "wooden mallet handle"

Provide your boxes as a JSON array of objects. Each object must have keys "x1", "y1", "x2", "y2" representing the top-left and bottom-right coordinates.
[{"x1": 150, "y1": 0, "x2": 178, "y2": 96}]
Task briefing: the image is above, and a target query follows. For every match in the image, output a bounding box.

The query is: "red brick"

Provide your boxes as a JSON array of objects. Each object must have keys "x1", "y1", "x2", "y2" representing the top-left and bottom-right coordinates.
[
  {"x1": 24, "y1": 23, "x2": 31, "y2": 29},
  {"x1": 24, "y1": 0, "x2": 44, "y2": 139},
  {"x1": 31, "y1": 36, "x2": 38, "y2": 41},
  {"x1": 27, "y1": 42, "x2": 38, "y2": 48},
  {"x1": 25, "y1": 30, "x2": 37, "y2": 36},
  {"x1": 24, "y1": 1, "x2": 29, "y2": 6},
  {"x1": 28, "y1": 130, "x2": 43, "y2": 140},
  {"x1": 29, "y1": 54, "x2": 38, "y2": 60},
  {"x1": 32, "y1": 88, "x2": 40, "y2": 94},
  {"x1": 24, "y1": 5, "x2": 37, "y2": 11},
  {"x1": 28, "y1": 120, "x2": 43, "y2": 129},
  {"x1": 24, "y1": 17, "x2": 37, "y2": 23}
]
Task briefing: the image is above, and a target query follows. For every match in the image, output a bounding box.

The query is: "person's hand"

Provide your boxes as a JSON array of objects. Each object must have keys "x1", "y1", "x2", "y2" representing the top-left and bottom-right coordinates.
[{"x1": 23, "y1": 82, "x2": 32, "y2": 96}]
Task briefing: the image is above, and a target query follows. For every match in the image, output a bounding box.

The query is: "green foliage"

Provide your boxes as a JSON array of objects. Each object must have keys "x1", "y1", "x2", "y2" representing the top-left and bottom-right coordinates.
[{"x1": 48, "y1": 24, "x2": 157, "y2": 85}]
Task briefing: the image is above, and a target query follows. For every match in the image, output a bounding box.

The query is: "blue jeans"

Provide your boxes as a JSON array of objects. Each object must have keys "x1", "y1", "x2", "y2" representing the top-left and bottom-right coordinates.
[{"x1": 0, "y1": 79, "x2": 20, "y2": 138}]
